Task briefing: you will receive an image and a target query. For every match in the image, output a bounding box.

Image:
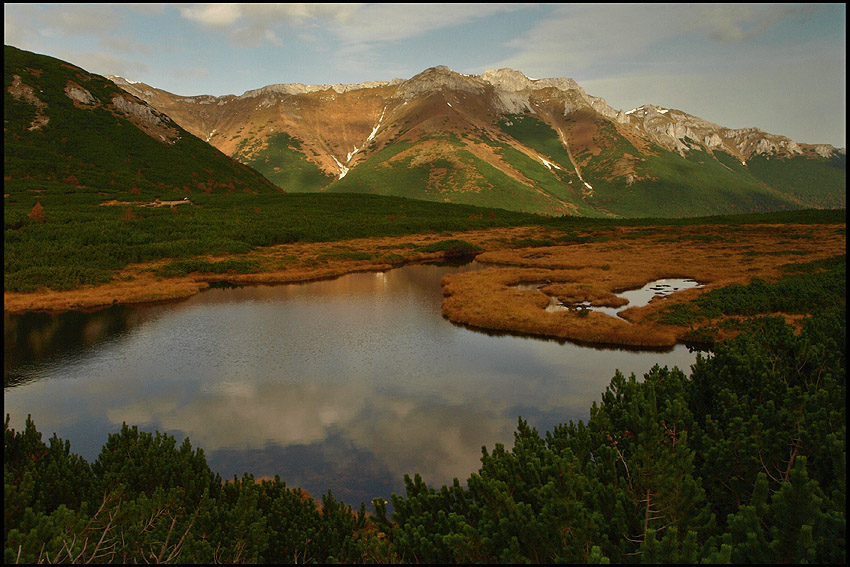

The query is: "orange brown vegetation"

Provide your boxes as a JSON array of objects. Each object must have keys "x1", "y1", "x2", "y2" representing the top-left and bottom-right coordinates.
[
  {"x1": 4, "y1": 223, "x2": 845, "y2": 352},
  {"x1": 440, "y1": 223, "x2": 846, "y2": 347},
  {"x1": 27, "y1": 201, "x2": 44, "y2": 221},
  {"x1": 3, "y1": 227, "x2": 540, "y2": 313}
]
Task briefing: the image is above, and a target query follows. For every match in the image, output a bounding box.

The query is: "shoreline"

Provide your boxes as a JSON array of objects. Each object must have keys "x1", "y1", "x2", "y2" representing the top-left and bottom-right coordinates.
[
  {"x1": 6, "y1": 223, "x2": 845, "y2": 348},
  {"x1": 3, "y1": 227, "x2": 538, "y2": 315}
]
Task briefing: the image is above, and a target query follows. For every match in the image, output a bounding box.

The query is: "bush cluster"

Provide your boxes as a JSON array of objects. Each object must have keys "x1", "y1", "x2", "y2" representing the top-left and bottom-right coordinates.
[
  {"x1": 6, "y1": 307, "x2": 844, "y2": 563},
  {"x1": 658, "y1": 254, "x2": 845, "y2": 329}
]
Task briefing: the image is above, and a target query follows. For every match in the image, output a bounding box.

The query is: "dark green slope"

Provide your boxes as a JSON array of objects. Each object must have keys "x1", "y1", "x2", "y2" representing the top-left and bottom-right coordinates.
[
  {"x1": 232, "y1": 132, "x2": 335, "y2": 193},
  {"x1": 327, "y1": 122, "x2": 599, "y2": 217},
  {"x1": 572, "y1": 117, "x2": 798, "y2": 218},
  {"x1": 4, "y1": 45, "x2": 281, "y2": 201},
  {"x1": 3, "y1": 45, "x2": 278, "y2": 291},
  {"x1": 745, "y1": 153, "x2": 846, "y2": 209}
]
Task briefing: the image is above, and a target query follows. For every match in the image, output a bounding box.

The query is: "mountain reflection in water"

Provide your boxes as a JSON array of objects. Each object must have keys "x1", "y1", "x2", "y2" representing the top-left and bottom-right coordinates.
[{"x1": 4, "y1": 262, "x2": 699, "y2": 509}]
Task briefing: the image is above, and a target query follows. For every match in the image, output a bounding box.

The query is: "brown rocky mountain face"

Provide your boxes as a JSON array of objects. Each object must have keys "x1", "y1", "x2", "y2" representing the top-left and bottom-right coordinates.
[{"x1": 109, "y1": 66, "x2": 845, "y2": 217}]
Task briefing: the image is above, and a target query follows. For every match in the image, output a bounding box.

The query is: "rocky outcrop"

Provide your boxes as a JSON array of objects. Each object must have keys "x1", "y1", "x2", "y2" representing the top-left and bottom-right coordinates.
[
  {"x1": 479, "y1": 68, "x2": 535, "y2": 92},
  {"x1": 8, "y1": 74, "x2": 49, "y2": 130},
  {"x1": 111, "y1": 94, "x2": 165, "y2": 126},
  {"x1": 111, "y1": 94, "x2": 180, "y2": 143},
  {"x1": 64, "y1": 81, "x2": 98, "y2": 106},
  {"x1": 239, "y1": 79, "x2": 404, "y2": 99},
  {"x1": 395, "y1": 65, "x2": 486, "y2": 100}
]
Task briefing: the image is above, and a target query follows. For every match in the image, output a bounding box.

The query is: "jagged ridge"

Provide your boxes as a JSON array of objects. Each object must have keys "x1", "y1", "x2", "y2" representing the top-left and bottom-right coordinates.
[{"x1": 107, "y1": 64, "x2": 846, "y2": 217}]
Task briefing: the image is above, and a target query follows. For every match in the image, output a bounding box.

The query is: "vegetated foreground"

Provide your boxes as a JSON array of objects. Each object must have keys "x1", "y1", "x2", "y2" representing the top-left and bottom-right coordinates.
[
  {"x1": 5, "y1": 300, "x2": 845, "y2": 563},
  {"x1": 5, "y1": 211, "x2": 846, "y2": 562}
]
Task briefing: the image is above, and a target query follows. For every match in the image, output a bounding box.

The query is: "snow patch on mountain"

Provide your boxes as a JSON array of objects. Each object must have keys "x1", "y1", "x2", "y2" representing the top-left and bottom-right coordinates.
[{"x1": 332, "y1": 156, "x2": 349, "y2": 179}]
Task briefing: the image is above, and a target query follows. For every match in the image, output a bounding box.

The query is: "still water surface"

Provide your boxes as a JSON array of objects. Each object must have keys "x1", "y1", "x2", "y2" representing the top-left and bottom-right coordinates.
[{"x1": 5, "y1": 262, "x2": 700, "y2": 508}]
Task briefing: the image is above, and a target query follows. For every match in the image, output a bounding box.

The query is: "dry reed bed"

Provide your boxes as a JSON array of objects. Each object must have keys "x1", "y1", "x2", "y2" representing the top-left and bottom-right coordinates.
[
  {"x1": 3, "y1": 227, "x2": 550, "y2": 313},
  {"x1": 5, "y1": 223, "x2": 843, "y2": 325},
  {"x1": 441, "y1": 223, "x2": 846, "y2": 347}
]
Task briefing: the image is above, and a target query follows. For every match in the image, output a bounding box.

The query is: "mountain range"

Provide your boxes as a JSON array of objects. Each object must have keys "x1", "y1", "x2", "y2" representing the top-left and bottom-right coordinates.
[
  {"x1": 108, "y1": 65, "x2": 845, "y2": 217},
  {"x1": 4, "y1": 45, "x2": 844, "y2": 219}
]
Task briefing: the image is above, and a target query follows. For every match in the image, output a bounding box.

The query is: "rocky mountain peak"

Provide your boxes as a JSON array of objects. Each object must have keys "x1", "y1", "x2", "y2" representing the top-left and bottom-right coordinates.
[
  {"x1": 238, "y1": 78, "x2": 404, "y2": 99},
  {"x1": 479, "y1": 68, "x2": 533, "y2": 92},
  {"x1": 479, "y1": 68, "x2": 585, "y2": 95},
  {"x1": 103, "y1": 63, "x2": 843, "y2": 208},
  {"x1": 395, "y1": 65, "x2": 485, "y2": 100}
]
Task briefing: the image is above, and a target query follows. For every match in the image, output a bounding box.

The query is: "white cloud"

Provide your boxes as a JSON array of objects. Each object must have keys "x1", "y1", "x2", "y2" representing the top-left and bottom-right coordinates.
[
  {"x1": 124, "y1": 3, "x2": 167, "y2": 17},
  {"x1": 54, "y1": 49, "x2": 150, "y2": 81},
  {"x1": 177, "y1": 3, "x2": 524, "y2": 50},
  {"x1": 179, "y1": 3, "x2": 243, "y2": 28},
  {"x1": 692, "y1": 3, "x2": 806, "y2": 43},
  {"x1": 230, "y1": 25, "x2": 284, "y2": 47},
  {"x1": 98, "y1": 36, "x2": 154, "y2": 56},
  {"x1": 240, "y1": 3, "x2": 363, "y2": 24},
  {"x1": 488, "y1": 4, "x2": 820, "y2": 78},
  {"x1": 3, "y1": 13, "x2": 26, "y2": 47},
  {"x1": 178, "y1": 2, "x2": 362, "y2": 42}
]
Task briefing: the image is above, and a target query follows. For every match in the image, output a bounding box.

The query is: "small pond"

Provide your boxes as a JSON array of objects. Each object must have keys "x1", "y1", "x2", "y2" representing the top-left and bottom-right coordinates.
[
  {"x1": 543, "y1": 278, "x2": 704, "y2": 317},
  {"x1": 5, "y1": 263, "x2": 701, "y2": 509}
]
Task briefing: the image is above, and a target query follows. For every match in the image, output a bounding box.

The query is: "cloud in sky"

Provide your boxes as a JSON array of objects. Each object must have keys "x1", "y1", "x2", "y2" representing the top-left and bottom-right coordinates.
[
  {"x1": 3, "y1": 3, "x2": 845, "y2": 147},
  {"x1": 177, "y1": 3, "x2": 519, "y2": 44},
  {"x1": 488, "y1": 4, "x2": 821, "y2": 78}
]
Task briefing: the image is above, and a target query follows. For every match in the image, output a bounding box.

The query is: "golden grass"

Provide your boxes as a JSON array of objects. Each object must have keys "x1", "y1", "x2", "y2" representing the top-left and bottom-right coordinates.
[
  {"x1": 441, "y1": 223, "x2": 846, "y2": 347},
  {"x1": 5, "y1": 221, "x2": 845, "y2": 351},
  {"x1": 3, "y1": 227, "x2": 545, "y2": 313}
]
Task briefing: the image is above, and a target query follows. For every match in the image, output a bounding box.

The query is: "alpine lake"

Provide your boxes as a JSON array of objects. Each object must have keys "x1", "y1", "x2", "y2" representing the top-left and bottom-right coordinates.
[{"x1": 5, "y1": 260, "x2": 702, "y2": 510}]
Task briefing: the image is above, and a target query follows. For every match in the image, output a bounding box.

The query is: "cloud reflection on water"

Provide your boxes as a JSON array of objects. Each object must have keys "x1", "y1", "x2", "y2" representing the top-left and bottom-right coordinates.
[{"x1": 5, "y1": 262, "x2": 699, "y2": 506}]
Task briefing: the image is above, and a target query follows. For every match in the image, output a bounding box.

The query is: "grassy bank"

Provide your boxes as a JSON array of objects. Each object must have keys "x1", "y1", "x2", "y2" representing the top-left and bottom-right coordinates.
[{"x1": 4, "y1": 192, "x2": 539, "y2": 293}]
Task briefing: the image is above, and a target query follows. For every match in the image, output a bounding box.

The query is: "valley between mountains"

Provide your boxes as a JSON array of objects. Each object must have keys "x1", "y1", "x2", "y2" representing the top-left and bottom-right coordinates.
[
  {"x1": 4, "y1": 45, "x2": 846, "y2": 348},
  {"x1": 4, "y1": 41, "x2": 846, "y2": 564}
]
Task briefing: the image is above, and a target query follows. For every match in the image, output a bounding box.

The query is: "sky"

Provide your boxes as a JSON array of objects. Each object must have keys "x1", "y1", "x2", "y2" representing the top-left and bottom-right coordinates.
[{"x1": 4, "y1": 3, "x2": 846, "y2": 148}]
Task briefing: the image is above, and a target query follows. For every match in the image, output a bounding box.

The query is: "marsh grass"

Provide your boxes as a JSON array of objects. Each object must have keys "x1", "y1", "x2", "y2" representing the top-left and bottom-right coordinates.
[
  {"x1": 440, "y1": 222, "x2": 845, "y2": 347},
  {"x1": 658, "y1": 255, "x2": 845, "y2": 327}
]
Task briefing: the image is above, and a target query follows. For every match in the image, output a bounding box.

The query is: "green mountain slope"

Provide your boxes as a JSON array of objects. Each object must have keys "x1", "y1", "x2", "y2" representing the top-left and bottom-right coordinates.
[
  {"x1": 745, "y1": 153, "x2": 847, "y2": 208},
  {"x1": 108, "y1": 63, "x2": 845, "y2": 219},
  {"x1": 232, "y1": 132, "x2": 335, "y2": 193},
  {"x1": 4, "y1": 45, "x2": 282, "y2": 201},
  {"x1": 328, "y1": 132, "x2": 598, "y2": 216},
  {"x1": 580, "y1": 139, "x2": 796, "y2": 217}
]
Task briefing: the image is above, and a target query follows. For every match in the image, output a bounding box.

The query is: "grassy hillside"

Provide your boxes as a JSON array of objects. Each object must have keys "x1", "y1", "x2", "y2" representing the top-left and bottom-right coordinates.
[
  {"x1": 4, "y1": 188, "x2": 543, "y2": 292},
  {"x1": 323, "y1": 106, "x2": 843, "y2": 218},
  {"x1": 5, "y1": 46, "x2": 846, "y2": 295},
  {"x1": 3, "y1": 46, "x2": 542, "y2": 292},
  {"x1": 3, "y1": 46, "x2": 281, "y2": 200},
  {"x1": 496, "y1": 113, "x2": 576, "y2": 171},
  {"x1": 327, "y1": 130, "x2": 598, "y2": 216},
  {"x1": 233, "y1": 132, "x2": 335, "y2": 192},
  {"x1": 575, "y1": 118, "x2": 798, "y2": 217},
  {"x1": 745, "y1": 153, "x2": 847, "y2": 208}
]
